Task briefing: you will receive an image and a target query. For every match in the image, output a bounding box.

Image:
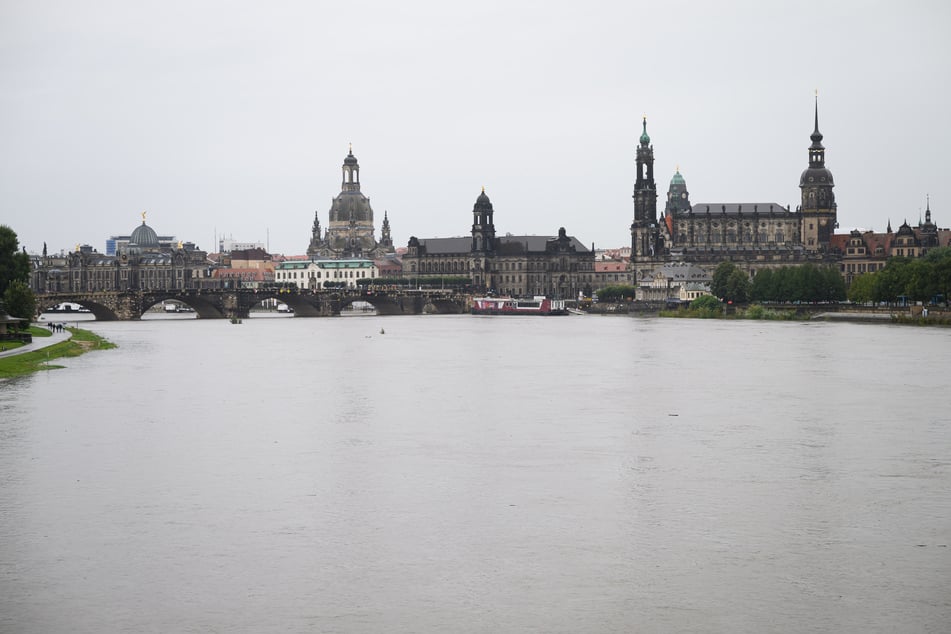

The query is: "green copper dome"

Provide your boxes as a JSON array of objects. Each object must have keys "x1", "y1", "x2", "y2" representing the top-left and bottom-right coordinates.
[
  {"x1": 670, "y1": 170, "x2": 685, "y2": 186},
  {"x1": 639, "y1": 117, "x2": 650, "y2": 145}
]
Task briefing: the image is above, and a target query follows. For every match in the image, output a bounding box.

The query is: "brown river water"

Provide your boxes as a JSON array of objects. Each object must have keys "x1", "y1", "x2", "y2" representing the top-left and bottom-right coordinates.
[{"x1": 1, "y1": 314, "x2": 949, "y2": 633}]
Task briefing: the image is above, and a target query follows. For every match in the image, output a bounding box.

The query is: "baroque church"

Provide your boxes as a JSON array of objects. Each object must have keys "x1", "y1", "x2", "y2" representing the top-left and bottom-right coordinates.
[
  {"x1": 631, "y1": 101, "x2": 950, "y2": 287},
  {"x1": 307, "y1": 147, "x2": 395, "y2": 259},
  {"x1": 630, "y1": 101, "x2": 844, "y2": 282}
]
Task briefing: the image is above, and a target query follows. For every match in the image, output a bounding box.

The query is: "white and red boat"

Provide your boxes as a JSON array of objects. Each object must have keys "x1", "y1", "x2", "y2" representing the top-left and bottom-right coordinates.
[{"x1": 471, "y1": 296, "x2": 568, "y2": 316}]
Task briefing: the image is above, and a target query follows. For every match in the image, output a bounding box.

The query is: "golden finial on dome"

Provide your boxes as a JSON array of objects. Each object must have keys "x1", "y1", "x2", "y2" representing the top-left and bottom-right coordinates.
[{"x1": 141, "y1": 210, "x2": 147, "y2": 222}]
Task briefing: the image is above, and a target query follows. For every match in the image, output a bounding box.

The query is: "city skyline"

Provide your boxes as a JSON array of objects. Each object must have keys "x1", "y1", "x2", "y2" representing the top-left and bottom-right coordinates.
[{"x1": 2, "y1": 1, "x2": 949, "y2": 256}]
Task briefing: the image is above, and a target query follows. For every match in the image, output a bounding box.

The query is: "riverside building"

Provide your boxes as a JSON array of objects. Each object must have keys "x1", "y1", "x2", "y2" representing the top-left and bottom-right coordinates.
[
  {"x1": 31, "y1": 216, "x2": 213, "y2": 293},
  {"x1": 629, "y1": 101, "x2": 949, "y2": 287},
  {"x1": 401, "y1": 189, "x2": 595, "y2": 299},
  {"x1": 275, "y1": 259, "x2": 378, "y2": 290}
]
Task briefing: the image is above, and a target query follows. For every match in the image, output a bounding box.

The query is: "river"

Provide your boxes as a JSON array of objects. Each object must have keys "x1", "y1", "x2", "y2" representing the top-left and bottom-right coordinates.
[{"x1": 1, "y1": 314, "x2": 949, "y2": 633}]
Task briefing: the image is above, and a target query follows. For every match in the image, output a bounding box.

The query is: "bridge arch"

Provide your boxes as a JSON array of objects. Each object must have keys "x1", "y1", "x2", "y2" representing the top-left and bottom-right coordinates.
[
  {"x1": 141, "y1": 293, "x2": 224, "y2": 319},
  {"x1": 35, "y1": 297, "x2": 120, "y2": 321},
  {"x1": 248, "y1": 291, "x2": 327, "y2": 317}
]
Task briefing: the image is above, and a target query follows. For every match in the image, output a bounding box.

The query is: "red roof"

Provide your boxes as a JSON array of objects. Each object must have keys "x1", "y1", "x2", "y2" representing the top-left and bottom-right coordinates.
[
  {"x1": 829, "y1": 234, "x2": 849, "y2": 252},
  {"x1": 595, "y1": 261, "x2": 627, "y2": 273}
]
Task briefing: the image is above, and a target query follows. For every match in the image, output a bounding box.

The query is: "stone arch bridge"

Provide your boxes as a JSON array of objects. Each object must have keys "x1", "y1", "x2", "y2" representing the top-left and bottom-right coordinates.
[{"x1": 35, "y1": 289, "x2": 470, "y2": 321}]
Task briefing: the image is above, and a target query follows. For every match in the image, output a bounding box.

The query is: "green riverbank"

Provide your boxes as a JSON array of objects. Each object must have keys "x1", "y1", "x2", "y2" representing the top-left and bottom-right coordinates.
[{"x1": 0, "y1": 327, "x2": 116, "y2": 379}]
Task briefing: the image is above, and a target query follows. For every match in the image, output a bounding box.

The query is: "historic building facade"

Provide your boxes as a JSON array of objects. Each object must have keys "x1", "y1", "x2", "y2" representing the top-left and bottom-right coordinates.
[
  {"x1": 31, "y1": 217, "x2": 213, "y2": 293},
  {"x1": 275, "y1": 259, "x2": 378, "y2": 290},
  {"x1": 401, "y1": 189, "x2": 595, "y2": 298},
  {"x1": 635, "y1": 262, "x2": 711, "y2": 302},
  {"x1": 831, "y1": 198, "x2": 949, "y2": 285},
  {"x1": 307, "y1": 147, "x2": 395, "y2": 259},
  {"x1": 628, "y1": 103, "x2": 949, "y2": 293},
  {"x1": 630, "y1": 102, "x2": 850, "y2": 285}
]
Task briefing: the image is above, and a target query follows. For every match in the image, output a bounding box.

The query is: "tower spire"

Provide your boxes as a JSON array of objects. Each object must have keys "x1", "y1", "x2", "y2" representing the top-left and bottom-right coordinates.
[{"x1": 811, "y1": 91, "x2": 823, "y2": 147}]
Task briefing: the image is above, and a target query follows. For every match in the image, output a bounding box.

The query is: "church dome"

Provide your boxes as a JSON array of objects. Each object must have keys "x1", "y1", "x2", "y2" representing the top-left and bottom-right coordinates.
[
  {"x1": 344, "y1": 149, "x2": 358, "y2": 165},
  {"x1": 330, "y1": 191, "x2": 373, "y2": 223},
  {"x1": 799, "y1": 166, "x2": 835, "y2": 187},
  {"x1": 129, "y1": 220, "x2": 159, "y2": 249},
  {"x1": 670, "y1": 170, "x2": 685, "y2": 186},
  {"x1": 474, "y1": 189, "x2": 493, "y2": 210}
]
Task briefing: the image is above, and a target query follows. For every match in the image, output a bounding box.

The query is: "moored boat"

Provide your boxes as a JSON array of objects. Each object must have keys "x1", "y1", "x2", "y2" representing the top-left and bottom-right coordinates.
[{"x1": 471, "y1": 296, "x2": 567, "y2": 316}]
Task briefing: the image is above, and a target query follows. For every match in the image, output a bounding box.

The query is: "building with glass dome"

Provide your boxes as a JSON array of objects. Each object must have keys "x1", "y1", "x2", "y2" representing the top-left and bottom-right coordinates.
[{"x1": 31, "y1": 216, "x2": 213, "y2": 293}]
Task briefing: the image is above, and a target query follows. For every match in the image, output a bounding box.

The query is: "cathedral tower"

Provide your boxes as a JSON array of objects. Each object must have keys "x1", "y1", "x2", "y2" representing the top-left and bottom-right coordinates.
[
  {"x1": 631, "y1": 117, "x2": 660, "y2": 260},
  {"x1": 471, "y1": 188, "x2": 496, "y2": 253},
  {"x1": 799, "y1": 98, "x2": 837, "y2": 251}
]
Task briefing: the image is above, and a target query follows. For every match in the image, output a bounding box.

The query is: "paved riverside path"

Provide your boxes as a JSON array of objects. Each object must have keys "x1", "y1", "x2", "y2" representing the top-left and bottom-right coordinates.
[{"x1": 0, "y1": 325, "x2": 72, "y2": 359}]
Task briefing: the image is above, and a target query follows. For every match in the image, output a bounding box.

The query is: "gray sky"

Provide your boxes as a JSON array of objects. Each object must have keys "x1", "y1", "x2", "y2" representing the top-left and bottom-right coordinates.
[{"x1": 2, "y1": 0, "x2": 949, "y2": 256}]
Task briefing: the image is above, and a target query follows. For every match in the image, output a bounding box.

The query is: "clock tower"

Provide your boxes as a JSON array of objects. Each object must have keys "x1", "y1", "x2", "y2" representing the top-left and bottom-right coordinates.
[
  {"x1": 799, "y1": 97, "x2": 837, "y2": 251},
  {"x1": 664, "y1": 167, "x2": 690, "y2": 216}
]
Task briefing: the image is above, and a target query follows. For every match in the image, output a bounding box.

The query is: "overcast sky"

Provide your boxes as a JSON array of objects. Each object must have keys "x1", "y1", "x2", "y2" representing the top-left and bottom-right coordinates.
[{"x1": 2, "y1": 1, "x2": 949, "y2": 256}]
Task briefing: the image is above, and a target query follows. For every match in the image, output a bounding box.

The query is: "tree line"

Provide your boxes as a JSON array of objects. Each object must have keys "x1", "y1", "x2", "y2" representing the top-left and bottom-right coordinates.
[
  {"x1": 846, "y1": 247, "x2": 951, "y2": 304},
  {"x1": 711, "y1": 261, "x2": 846, "y2": 304},
  {"x1": 1, "y1": 225, "x2": 35, "y2": 326}
]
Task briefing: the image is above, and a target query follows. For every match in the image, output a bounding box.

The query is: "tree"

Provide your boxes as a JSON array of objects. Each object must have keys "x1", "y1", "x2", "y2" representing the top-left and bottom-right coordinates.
[
  {"x1": 904, "y1": 259, "x2": 937, "y2": 302},
  {"x1": 751, "y1": 268, "x2": 774, "y2": 302},
  {"x1": 711, "y1": 261, "x2": 739, "y2": 300},
  {"x1": 690, "y1": 294, "x2": 722, "y2": 316},
  {"x1": 594, "y1": 284, "x2": 636, "y2": 302},
  {"x1": 932, "y1": 252, "x2": 951, "y2": 304},
  {"x1": 873, "y1": 258, "x2": 912, "y2": 303},
  {"x1": 847, "y1": 273, "x2": 877, "y2": 304},
  {"x1": 725, "y1": 269, "x2": 751, "y2": 303},
  {"x1": 3, "y1": 280, "x2": 36, "y2": 326},
  {"x1": 0, "y1": 225, "x2": 30, "y2": 297},
  {"x1": 798, "y1": 265, "x2": 822, "y2": 301},
  {"x1": 820, "y1": 265, "x2": 847, "y2": 301}
]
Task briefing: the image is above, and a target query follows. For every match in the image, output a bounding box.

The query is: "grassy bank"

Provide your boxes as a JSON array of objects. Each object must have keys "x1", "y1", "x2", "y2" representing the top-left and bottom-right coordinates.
[
  {"x1": 890, "y1": 314, "x2": 951, "y2": 326},
  {"x1": 0, "y1": 325, "x2": 53, "y2": 353},
  {"x1": 0, "y1": 327, "x2": 116, "y2": 379},
  {"x1": 659, "y1": 303, "x2": 801, "y2": 320}
]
